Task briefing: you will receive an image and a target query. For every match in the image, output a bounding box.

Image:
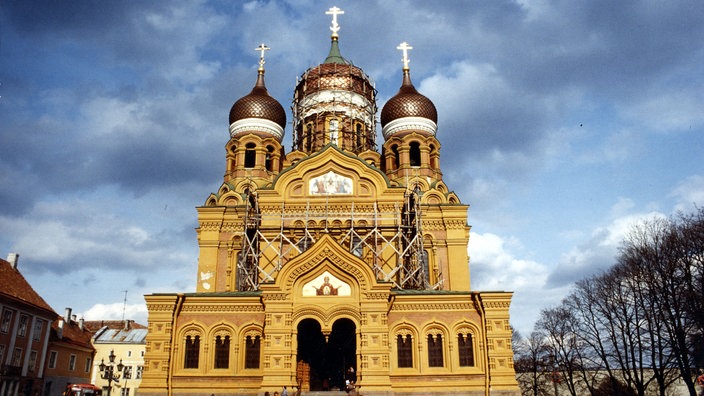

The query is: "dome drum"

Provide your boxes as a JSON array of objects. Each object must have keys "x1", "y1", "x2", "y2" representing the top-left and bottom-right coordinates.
[
  {"x1": 229, "y1": 118, "x2": 285, "y2": 140},
  {"x1": 381, "y1": 116, "x2": 437, "y2": 139}
]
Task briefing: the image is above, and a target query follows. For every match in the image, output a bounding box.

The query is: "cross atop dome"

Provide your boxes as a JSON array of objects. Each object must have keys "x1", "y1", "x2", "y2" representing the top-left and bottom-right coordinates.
[
  {"x1": 326, "y1": 6, "x2": 344, "y2": 38},
  {"x1": 255, "y1": 43, "x2": 270, "y2": 72},
  {"x1": 397, "y1": 42, "x2": 413, "y2": 71}
]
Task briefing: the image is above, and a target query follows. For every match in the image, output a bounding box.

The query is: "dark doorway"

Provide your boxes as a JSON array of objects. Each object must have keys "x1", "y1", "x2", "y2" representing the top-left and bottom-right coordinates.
[{"x1": 297, "y1": 318, "x2": 356, "y2": 391}]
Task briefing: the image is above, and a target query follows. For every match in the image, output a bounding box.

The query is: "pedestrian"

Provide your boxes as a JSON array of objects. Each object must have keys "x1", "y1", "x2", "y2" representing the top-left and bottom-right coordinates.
[{"x1": 281, "y1": 386, "x2": 288, "y2": 396}]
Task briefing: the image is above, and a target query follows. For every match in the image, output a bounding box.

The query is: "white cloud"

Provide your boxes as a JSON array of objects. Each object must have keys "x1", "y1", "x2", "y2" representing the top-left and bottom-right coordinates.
[
  {"x1": 82, "y1": 303, "x2": 148, "y2": 325},
  {"x1": 670, "y1": 174, "x2": 704, "y2": 212}
]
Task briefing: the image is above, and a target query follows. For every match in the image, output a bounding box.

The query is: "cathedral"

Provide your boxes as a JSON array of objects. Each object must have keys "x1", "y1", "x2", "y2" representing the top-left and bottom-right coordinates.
[{"x1": 141, "y1": 7, "x2": 519, "y2": 396}]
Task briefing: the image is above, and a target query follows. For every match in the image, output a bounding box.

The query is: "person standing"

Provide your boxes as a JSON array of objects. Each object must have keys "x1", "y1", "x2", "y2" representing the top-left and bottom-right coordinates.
[{"x1": 281, "y1": 386, "x2": 288, "y2": 396}]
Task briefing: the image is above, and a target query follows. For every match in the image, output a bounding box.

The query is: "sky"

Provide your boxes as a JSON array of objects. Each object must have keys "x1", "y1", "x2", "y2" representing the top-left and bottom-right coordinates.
[{"x1": 1, "y1": 0, "x2": 703, "y2": 336}]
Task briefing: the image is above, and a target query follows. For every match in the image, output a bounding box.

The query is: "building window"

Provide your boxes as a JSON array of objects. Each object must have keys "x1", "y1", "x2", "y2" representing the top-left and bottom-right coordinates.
[
  {"x1": 1, "y1": 309, "x2": 13, "y2": 333},
  {"x1": 120, "y1": 388, "x2": 130, "y2": 396},
  {"x1": 0, "y1": 345, "x2": 5, "y2": 363},
  {"x1": 184, "y1": 335, "x2": 200, "y2": 368},
  {"x1": 265, "y1": 145, "x2": 275, "y2": 172},
  {"x1": 244, "y1": 143, "x2": 256, "y2": 168},
  {"x1": 48, "y1": 351, "x2": 58, "y2": 369},
  {"x1": 329, "y1": 119, "x2": 339, "y2": 145},
  {"x1": 427, "y1": 334, "x2": 444, "y2": 367},
  {"x1": 214, "y1": 335, "x2": 230, "y2": 369},
  {"x1": 409, "y1": 142, "x2": 421, "y2": 166},
  {"x1": 397, "y1": 334, "x2": 413, "y2": 368},
  {"x1": 85, "y1": 357, "x2": 92, "y2": 373},
  {"x1": 141, "y1": 351, "x2": 145, "y2": 357},
  {"x1": 458, "y1": 333, "x2": 475, "y2": 366},
  {"x1": 33, "y1": 320, "x2": 43, "y2": 341},
  {"x1": 18, "y1": 315, "x2": 28, "y2": 337},
  {"x1": 127, "y1": 350, "x2": 132, "y2": 357},
  {"x1": 29, "y1": 350, "x2": 38, "y2": 372},
  {"x1": 123, "y1": 366, "x2": 132, "y2": 379},
  {"x1": 12, "y1": 347, "x2": 22, "y2": 366},
  {"x1": 135, "y1": 366, "x2": 144, "y2": 379},
  {"x1": 69, "y1": 354, "x2": 77, "y2": 371},
  {"x1": 391, "y1": 145, "x2": 400, "y2": 170},
  {"x1": 244, "y1": 335, "x2": 260, "y2": 369}
]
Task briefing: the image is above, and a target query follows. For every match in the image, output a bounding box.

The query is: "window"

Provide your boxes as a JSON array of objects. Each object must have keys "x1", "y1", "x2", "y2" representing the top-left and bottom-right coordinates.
[
  {"x1": 329, "y1": 119, "x2": 339, "y2": 145},
  {"x1": 18, "y1": 315, "x2": 28, "y2": 337},
  {"x1": 351, "y1": 235, "x2": 363, "y2": 258},
  {"x1": 244, "y1": 143, "x2": 256, "y2": 168},
  {"x1": 69, "y1": 354, "x2": 77, "y2": 371},
  {"x1": 141, "y1": 351, "x2": 145, "y2": 357},
  {"x1": 123, "y1": 366, "x2": 132, "y2": 379},
  {"x1": 184, "y1": 335, "x2": 200, "y2": 368},
  {"x1": 85, "y1": 357, "x2": 92, "y2": 373},
  {"x1": 135, "y1": 366, "x2": 144, "y2": 379},
  {"x1": 458, "y1": 333, "x2": 475, "y2": 366},
  {"x1": 397, "y1": 334, "x2": 413, "y2": 368},
  {"x1": 28, "y1": 350, "x2": 38, "y2": 372},
  {"x1": 127, "y1": 350, "x2": 132, "y2": 357},
  {"x1": 0, "y1": 345, "x2": 5, "y2": 363},
  {"x1": 48, "y1": 351, "x2": 58, "y2": 369},
  {"x1": 427, "y1": 334, "x2": 444, "y2": 367},
  {"x1": 120, "y1": 388, "x2": 130, "y2": 396},
  {"x1": 1, "y1": 309, "x2": 14, "y2": 333},
  {"x1": 12, "y1": 347, "x2": 22, "y2": 366},
  {"x1": 214, "y1": 335, "x2": 230, "y2": 369},
  {"x1": 33, "y1": 320, "x2": 43, "y2": 341},
  {"x1": 244, "y1": 335, "x2": 260, "y2": 369},
  {"x1": 409, "y1": 142, "x2": 421, "y2": 166},
  {"x1": 391, "y1": 145, "x2": 400, "y2": 170},
  {"x1": 265, "y1": 146, "x2": 275, "y2": 172}
]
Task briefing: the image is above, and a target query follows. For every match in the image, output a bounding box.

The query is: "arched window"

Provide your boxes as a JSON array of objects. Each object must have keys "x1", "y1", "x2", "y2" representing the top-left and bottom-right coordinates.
[
  {"x1": 329, "y1": 119, "x2": 339, "y2": 145},
  {"x1": 397, "y1": 334, "x2": 413, "y2": 368},
  {"x1": 355, "y1": 123, "x2": 363, "y2": 149},
  {"x1": 265, "y1": 145, "x2": 275, "y2": 171},
  {"x1": 184, "y1": 335, "x2": 200, "y2": 368},
  {"x1": 214, "y1": 335, "x2": 230, "y2": 369},
  {"x1": 427, "y1": 334, "x2": 444, "y2": 367},
  {"x1": 391, "y1": 144, "x2": 400, "y2": 170},
  {"x1": 409, "y1": 142, "x2": 421, "y2": 167},
  {"x1": 244, "y1": 335, "x2": 260, "y2": 369},
  {"x1": 244, "y1": 143, "x2": 256, "y2": 168},
  {"x1": 306, "y1": 123, "x2": 313, "y2": 152},
  {"x1": 458, "y1": 333, "x2": 474, "y2": 366}
]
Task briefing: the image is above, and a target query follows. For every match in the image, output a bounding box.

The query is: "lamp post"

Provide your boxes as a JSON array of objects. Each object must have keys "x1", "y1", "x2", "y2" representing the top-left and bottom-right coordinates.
[{"x1": 98, "y1": 350, "x2": 124, "y2": 396}]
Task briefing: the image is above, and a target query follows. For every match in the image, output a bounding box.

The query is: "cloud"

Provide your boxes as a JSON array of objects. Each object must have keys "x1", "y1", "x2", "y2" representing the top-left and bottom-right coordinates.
[
  {"x1": 82, "y1": 303, "x2": 148, "y2": 325},
  {"x1": 547, "y1": 209, "x2": 667, "y2": 287}
]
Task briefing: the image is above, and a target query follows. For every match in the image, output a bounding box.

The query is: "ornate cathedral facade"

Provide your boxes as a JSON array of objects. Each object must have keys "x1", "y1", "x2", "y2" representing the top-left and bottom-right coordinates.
[{"x1": 140, "y1": 7, "x2": 519, "y2": 396}]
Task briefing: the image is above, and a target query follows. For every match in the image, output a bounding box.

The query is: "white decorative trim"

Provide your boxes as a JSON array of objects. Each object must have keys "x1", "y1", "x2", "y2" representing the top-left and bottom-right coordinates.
[
  {"x1": 229, "y1": 118, "x2": 284, "y2": 141},
  {"x1": 382, "y1": 116, "x2": 437, "y2": 139}
]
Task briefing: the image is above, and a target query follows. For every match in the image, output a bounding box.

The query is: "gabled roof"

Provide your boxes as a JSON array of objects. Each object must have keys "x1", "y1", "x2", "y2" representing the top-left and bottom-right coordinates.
[
  {"x1": 0, "y1": 258, "x2": 55, "y2": 315},
  {"x1": 50, "y1": 318, "x2": 95, "y2": 350}
]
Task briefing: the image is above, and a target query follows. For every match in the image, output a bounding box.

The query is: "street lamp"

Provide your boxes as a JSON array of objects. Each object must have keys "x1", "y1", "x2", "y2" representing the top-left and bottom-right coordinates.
[{"x1": 98, "y1": 350, "x2": 124, "y2": 396}]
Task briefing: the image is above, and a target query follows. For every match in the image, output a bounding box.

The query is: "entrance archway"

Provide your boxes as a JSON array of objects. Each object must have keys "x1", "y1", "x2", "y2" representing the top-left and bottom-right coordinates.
[{"x1": 296, "y1": 318, "x2": 356, "y2": 391}]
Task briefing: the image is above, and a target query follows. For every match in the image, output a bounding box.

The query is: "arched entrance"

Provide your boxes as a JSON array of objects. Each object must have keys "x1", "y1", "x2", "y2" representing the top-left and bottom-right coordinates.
[{"x1": 297, "y1": 318, "x2": 356, "y2": 391}]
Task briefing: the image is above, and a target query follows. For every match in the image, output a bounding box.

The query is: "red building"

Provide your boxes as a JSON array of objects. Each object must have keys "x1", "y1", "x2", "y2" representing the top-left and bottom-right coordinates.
[{"x1": 0, "y1": 254, "x2": 56, "y2": 396}]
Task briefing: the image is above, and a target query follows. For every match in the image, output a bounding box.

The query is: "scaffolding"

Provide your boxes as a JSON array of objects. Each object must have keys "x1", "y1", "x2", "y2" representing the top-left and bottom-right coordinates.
[
  {"x1": 291, "y1": 63, "x2": 378, "y2": 154},
  {"x1": 236, "y1": 188, "x2": 441, "y2": 291}
]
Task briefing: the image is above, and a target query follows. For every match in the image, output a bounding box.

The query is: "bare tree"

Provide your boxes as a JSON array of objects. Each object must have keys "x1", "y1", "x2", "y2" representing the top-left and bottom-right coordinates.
[{"x1": 514, "y1": 329, "x2": 552, "y2": 396}]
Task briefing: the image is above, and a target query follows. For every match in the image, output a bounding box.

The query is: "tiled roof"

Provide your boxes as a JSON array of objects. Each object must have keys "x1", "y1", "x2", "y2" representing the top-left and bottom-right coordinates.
[
  {"x1": 50, "y1": 318, "x2": 95, "y2": 350},
  {"x1": 82, "y1": 320, "x2": 147, "y2": 333},
  {"x1": 0, "y1": 258, "x2": 55, "y2": 314}
]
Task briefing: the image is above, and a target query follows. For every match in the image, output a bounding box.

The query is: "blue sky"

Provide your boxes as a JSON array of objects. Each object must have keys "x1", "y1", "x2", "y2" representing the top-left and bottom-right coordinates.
[{"x1": 1, "y1": 0, "x2": 703, "y2": 335}]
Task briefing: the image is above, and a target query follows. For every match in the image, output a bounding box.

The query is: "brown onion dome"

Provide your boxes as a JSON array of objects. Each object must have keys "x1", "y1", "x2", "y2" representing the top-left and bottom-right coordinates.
[
  {"x1": 380, "y1": 69, "x2": 437, "y2": 140},
  {"x1": 229, "y1": 71, "x2": 286, "y2": 141}
]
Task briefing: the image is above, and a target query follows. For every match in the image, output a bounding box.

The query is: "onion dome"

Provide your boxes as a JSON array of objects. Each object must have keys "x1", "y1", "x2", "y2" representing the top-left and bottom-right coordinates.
[
  {"x1": 380, "y1": 43, "x2": 437, "y2": 140},
  {"x1": 229, "y1": 45, "x2": 286, "y2": 141}
]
